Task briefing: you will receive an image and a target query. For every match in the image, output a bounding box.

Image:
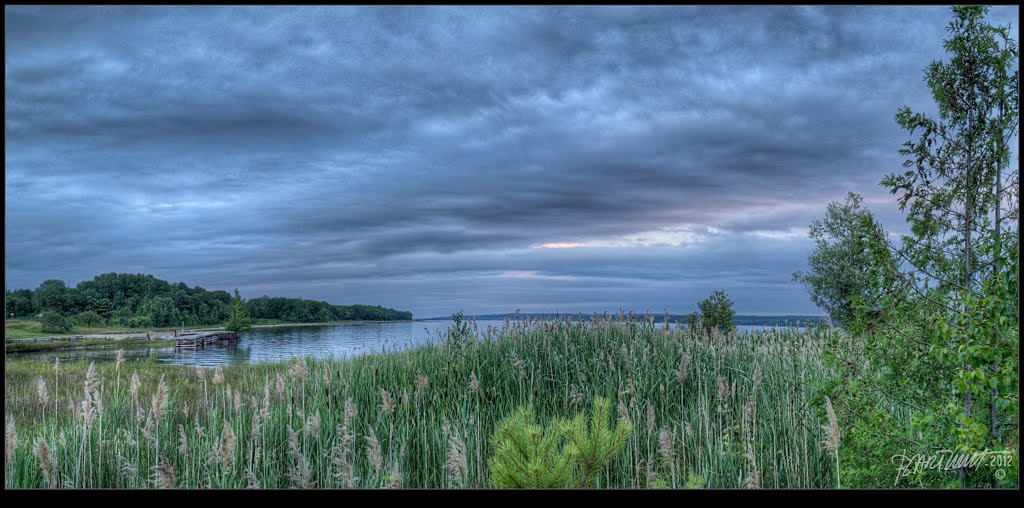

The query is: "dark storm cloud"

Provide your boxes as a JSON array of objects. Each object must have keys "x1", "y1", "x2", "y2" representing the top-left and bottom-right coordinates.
[{"x1": 5, "y1": 5, "x2": 1019, "y2": 317}]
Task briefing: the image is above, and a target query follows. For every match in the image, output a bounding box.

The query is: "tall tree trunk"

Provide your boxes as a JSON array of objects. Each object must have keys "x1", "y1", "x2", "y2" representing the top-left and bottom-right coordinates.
[{"x1": 960, "y1": 113, "x2": 974, "y2": 488}]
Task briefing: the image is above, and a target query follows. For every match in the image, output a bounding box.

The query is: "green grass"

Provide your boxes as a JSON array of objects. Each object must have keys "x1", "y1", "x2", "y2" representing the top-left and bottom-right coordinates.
[
  {"x1": 5, "y1": 338, "x2": 176, "y2": 353},
  {"x1": 6, "y1": 321, "x2": 117, "y2": 340},
  {"x1": 3, "y1": 316, "x2": 840, "y2": 489},
  {"x1": 4, "y1": 320, "x2": 183, "y2": 341}
]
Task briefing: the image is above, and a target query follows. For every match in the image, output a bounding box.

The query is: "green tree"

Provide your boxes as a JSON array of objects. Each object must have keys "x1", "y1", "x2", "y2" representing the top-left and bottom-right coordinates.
[
  {"x1": 813, "y1": 6, "x2": 1019, "y2": 488},
  {"x1": 878, "y1": 5, "x2": 1018, "y2": 487},
  {"x1": 5, "y1": 288, "x2": 35, "y2": 317},
  {"x1": 225, "y1": 288, "x2": 252, "y2": 332},
  {"x1": 696, "y1": 290, "x2": 736, "y2": 334},
  {"x1": 139, "y1": 295, "x2": 179, "y2": 328},
  {"x1": 12, "y1": 272, "x2": 411, "y2": 328},
  {"x1": 33, "y1": 279, "x2": 68, "y2": 312},
  {"x1": 793, "y1": 193, "x2": 894, "y2": 329}
]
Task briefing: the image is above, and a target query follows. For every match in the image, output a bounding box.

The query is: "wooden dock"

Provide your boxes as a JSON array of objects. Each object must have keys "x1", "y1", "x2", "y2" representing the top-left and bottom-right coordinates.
[{"x1": 174, "y1": 331, "x2": 240, "y2": 349}]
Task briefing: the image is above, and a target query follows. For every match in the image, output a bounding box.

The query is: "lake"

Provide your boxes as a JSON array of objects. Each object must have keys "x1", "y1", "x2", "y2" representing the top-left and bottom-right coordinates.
[{"x1": 5, "y1": 320, "x2": 808, "y2": 367}]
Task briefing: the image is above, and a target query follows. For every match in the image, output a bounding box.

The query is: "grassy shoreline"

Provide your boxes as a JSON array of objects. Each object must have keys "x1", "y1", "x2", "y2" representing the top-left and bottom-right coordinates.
[
  {"x1": 4, "y1": 319, "x2": 419, "y2": 342},
  {"x1": 4, "y1": 317, "x2": 838, "y2": 488},
  {"x1": 5, "y1": 338, "x2": 176, "y2": 354}
]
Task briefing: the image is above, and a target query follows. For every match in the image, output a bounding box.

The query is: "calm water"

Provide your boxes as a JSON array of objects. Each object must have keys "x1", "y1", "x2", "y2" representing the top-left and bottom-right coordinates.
[{"x1": 6, "y1": 320, "x2": 807, "y2": 367}]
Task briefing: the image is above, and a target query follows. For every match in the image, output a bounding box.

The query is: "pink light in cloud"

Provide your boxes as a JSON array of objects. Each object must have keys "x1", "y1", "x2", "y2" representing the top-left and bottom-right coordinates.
[{"x1": 535, "y1": 242, "x2": 586, "y2": 249}]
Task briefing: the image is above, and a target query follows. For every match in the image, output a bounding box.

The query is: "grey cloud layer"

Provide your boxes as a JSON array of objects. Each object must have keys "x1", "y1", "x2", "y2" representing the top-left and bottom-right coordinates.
[{"x1": 6, "y1": 6, "x2": 1018, "y2": 317}]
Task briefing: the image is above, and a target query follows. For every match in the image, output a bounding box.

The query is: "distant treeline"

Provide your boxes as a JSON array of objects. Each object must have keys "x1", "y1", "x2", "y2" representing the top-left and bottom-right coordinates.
[
  {"x1": 247, "y1": 296, "x2": 412, "y2": 323},
  {"x1": 5, "y1": 272, "x2": 412, "y2": 327},
  {"x1": 426, "y1": 312, "x2": 835, "y2": 327}
]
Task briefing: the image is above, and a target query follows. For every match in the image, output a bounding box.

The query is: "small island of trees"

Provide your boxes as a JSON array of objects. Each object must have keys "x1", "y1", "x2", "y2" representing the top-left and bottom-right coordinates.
[{"x1": 5, "y1": 272, "x2": 413, "y2": 332}]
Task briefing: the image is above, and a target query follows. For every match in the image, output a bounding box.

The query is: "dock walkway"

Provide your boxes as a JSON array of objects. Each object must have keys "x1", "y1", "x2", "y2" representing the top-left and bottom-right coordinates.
[{"x1": 174, "y1": 331, "x2": 240, "y2": 349}]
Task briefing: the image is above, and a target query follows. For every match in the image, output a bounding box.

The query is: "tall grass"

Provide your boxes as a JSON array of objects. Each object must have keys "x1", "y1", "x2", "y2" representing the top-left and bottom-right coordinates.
[{"x1": 4, "y1": 314, "x2": 839, "y2": 488}]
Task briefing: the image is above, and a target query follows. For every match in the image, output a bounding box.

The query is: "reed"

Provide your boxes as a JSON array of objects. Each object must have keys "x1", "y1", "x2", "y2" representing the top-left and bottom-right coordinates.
[
  {"x1": 4, "y1": 316, "x2": 837, "y2": 488},
  {"x1": 823, "y1": 395, "x2": 840, "y2": 489}
]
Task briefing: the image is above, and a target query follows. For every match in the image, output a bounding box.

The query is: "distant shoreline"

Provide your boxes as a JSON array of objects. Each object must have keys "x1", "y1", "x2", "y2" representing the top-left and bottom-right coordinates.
[
  {"x1": 420, "y1": 313, "x2": 834, "y2": 325},
  {"x1": 221, "y1": 320, "x2": 419, "y2": 329}
]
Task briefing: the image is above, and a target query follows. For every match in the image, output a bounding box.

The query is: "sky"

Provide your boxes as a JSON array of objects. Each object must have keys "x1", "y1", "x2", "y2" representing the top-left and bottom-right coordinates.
[{"x1": 5, "y1": 5, "x2": 1019, "y2": 318}]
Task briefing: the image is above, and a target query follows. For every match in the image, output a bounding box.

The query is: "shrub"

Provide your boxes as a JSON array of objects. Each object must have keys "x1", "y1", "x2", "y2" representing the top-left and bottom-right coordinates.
[
  {"x1": 128, "y1": 314, "x2": 153, "y2": 329},
  {"x1": 488, "y1": 397, "x2": 632, "y2": 488},
  {"x1": 38, "y1": 310, "x2": 72, "y2": 334},
  {"x1": 488, "y1": 406, "x2": 574, "y2": 488},
  {"x1": 684, "y1": 473, "x2": 706, "y2": 489},
  {"x1": 445, "y1": 310, "x2": 473, "y2": 348},
  {"x1": 558, "y1": 397, "x2": 633, "y2": 487},
  {"x1": 72, "y1": 311, "x2": 106, "y2": 328}
]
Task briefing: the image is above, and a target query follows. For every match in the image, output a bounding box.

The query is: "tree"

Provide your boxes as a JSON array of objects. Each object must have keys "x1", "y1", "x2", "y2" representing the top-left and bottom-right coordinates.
[
  {"x1": 139, "y1": 295, "x2": 179, "y2": 328},
  {"x1": 812, "y1": 6, "x2": 1019, "y2": 488},
  {"x1": 225, "y1": 288, "x2": 252, "y2": 332},
  {"x1": 80, "y1": 288, "x2": 112, "y2": 318},
  {"x1": 793, "y1": 193, "x2": 894, "y2": 330},
  {"x1": 33, "y1": 279, "x2": 67, "y2": 313},
  {"x1": 10, "y1": 272, "x2": 411, "y2": 328},
  {"x1": 5, "y1": 288, "x2": 35, "y2": 317},
  {"x1": 696, "y1": 290, "x2": 736, "y2": 334},
  {"x1": 879, "y1": 5, "x2": 1018, "y2": 487}
]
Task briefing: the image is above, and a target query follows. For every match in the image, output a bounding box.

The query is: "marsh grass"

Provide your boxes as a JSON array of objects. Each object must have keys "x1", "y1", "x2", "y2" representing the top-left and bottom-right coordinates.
[
  {"x1": 4, "y1": 315, "x2": 838, "y2": 488},
  {"x1": 5, "y1": 338, "x2": 175, "y2": 354}
]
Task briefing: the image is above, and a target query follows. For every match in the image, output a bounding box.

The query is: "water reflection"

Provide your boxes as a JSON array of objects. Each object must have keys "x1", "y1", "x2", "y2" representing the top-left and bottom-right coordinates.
[{"x1": 6, "y1": 321, "x2": 805, "y2": 367}]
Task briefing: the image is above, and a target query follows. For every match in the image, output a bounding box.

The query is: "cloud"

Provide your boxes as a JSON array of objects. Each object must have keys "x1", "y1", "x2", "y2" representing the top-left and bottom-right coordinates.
[{"x1": 5, "y1": 5, "x2": 1018, "y2": 317}]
